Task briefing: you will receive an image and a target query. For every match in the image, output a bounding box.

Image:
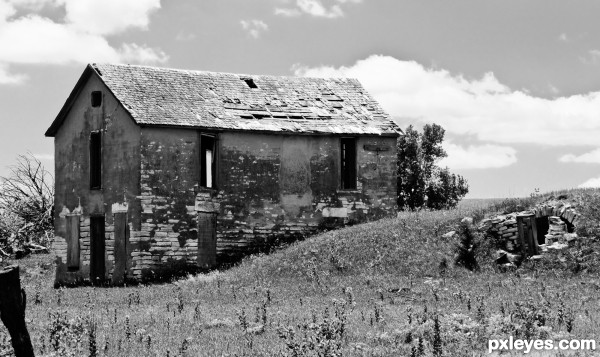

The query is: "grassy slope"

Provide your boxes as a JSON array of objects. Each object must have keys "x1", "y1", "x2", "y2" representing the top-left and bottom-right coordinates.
[{"x1": 2, "y1": 188, "x2": 600, "y2": 356}]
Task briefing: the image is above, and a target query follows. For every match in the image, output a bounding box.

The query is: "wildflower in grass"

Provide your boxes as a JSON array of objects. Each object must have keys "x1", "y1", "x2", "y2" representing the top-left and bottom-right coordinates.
[
  {"x1": 88, "y1": 319, "x2": 97, "y2": 357},
  {"x1": 193, "y1": 302, "x2": 201, "y2": 321},
  {"x1": 124, "y1": 315, "x2": 131, "y2": 341},
  {"x1": 145, "y1": 334, "x2": 152, "y2": 350},
  {"x1": 261, "y1": 301, "x2": 268, "y2": 325},
  {"x1": 179, "y1": 337, "x2": 192, "y2": 356},
  {"x1": 56, "y1": 288, "x2": 63, "y2": 306},
  {"x1": 34, "y1": 289, "x2": 42, "y2": 305},
  {"x1": 344, "y1": 287, "x2": 355, "y2": 309},
  {"x1": 237, "y1": 309, "x2": 249, "y2": 330},
  {"x1": 266, "y1": 288, "x2": 272, "y2": 304},
  {"x1": 432, "y1": 315, "x2": 442, "y2": 357}
]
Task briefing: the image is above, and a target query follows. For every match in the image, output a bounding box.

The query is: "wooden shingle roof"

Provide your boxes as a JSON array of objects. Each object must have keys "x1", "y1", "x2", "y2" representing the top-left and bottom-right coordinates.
[{"x1": 46, "y1": 63, "x2": 401, "y2": 136}]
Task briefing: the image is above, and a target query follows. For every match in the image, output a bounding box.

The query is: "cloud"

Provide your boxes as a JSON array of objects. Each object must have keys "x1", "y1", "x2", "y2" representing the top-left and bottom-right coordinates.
[
  {"x1": 274, "y1": 7, "x2": 301, "y2": 17},
  {"x1": 297, "y1": 0, "x2": 342, "y2": 18},
  {"x1": 61, "y1": 0, "x2": 160, "y2": 36},
  {"x1": 275, "y1": 0, "x2": 360, "y2": 18},
  {"x1": 559, "y1": 148, "x2": 600, "y2": 164},
  {"x1": 0, "y1": 63, "x2": 26, "y2": 84},
  {"x1": 118, "y1": 43, "x2": 167, "y2": 64},
  {"x1": 582, "y1": 50, "x2": 600, "y2": 65},
  {"x1": 294, "y1": 55, "x2": 600, "y2": 147},
  {"x1": 558, "y1": 33, "x2": 569, "y2": 42},
  {"x1": 240, "y1": 19, "x2": 268, "y2": 39},
  {"x1": 175, "y1": 31, "x2": 196, "y2": 42},
  {"x1": 438, "y1": 142, "x2": 517, "y2": 170},
  {"x1": 578, "y1": 176, "x2": 600, "y2": 188},
  {"x1": 0, "y1": 0, "x2": 167, "y2": 84}
]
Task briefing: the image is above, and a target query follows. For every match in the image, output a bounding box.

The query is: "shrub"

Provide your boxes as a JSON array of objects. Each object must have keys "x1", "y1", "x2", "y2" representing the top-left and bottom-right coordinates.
[{"x1": 454, "y1": 221, "x2": 479, "y2": 271}]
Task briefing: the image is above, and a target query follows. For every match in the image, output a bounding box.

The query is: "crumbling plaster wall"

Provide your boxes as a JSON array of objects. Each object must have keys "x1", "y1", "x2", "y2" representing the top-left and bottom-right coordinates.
[
  {"x1": 53, "y1": 74, "x2": 141, "y2": 285},
  {"x1": 136, "y1": 130, "x2": 398, "y2": 266}
]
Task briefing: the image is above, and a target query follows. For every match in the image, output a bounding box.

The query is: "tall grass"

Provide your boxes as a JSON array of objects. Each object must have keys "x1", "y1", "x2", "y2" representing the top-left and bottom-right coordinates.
[{"x1": 1, "y1": 188, "x2": 599, "y2": 356}]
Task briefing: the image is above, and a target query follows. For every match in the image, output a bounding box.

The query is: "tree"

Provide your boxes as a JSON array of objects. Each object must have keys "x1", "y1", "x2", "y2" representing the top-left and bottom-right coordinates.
[
  {"x1": 397, "y1": 124, "x2": 468, "y2": 210},
  {"x1": 0, "y1": 153, "x2": 54, "y2": 250}
]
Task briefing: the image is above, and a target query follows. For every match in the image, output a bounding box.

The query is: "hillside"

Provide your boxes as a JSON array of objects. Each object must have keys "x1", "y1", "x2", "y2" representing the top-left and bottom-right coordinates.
[{"x1": 1, "y1": 188, "x2": 600, "y2": 356}]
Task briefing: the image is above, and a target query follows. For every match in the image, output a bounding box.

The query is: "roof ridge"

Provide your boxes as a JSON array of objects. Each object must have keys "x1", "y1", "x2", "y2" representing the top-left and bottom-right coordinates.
[{"x1": 90, "y1": 63, "x2": 360, "y2": 83}]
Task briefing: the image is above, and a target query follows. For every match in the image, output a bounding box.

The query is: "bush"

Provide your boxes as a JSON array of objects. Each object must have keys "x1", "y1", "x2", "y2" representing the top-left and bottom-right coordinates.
[{"x1": 454, "y1": 221, "x2": 479, "y2": 271}]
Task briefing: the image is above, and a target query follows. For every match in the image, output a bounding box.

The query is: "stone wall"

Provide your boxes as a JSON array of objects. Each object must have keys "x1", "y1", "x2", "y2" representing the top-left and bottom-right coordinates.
[
  {"x1": 131, "y1": 129, "x2": 398, "y2": 273},
  {"x1": 479, "y1": 202, "x2": 579, "y2": 253},
  {"x1": 54, "y1": 125, "x2": 398, "y2": 285}
]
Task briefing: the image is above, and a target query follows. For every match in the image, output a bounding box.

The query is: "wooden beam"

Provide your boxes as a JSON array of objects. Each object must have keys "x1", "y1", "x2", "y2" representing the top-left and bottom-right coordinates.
[
  {"x1": 0, "y1": 265, "x2": 35, "y2": 357},
  {"x1": 516, "y1": 215, "x2": 527, "y2": 256}
]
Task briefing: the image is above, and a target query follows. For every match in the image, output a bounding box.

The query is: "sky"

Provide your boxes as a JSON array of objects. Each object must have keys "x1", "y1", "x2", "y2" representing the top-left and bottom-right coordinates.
[{"x1": 1, "y1": 0, "x2": 600, "y2": 198}]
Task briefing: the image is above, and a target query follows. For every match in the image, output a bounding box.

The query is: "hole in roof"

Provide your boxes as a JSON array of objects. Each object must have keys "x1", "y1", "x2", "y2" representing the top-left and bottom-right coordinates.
[{"x1": 243, "y1": 78, "x2": 258, "y2": 89}]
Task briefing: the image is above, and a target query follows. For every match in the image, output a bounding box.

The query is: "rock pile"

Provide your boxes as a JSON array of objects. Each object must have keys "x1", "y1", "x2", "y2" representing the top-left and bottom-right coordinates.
[
  {"x1": 545, "y1": 216, "x2": 566, "y2": 245},
  {"x1": 478, "y1": 214, "x2": 520, "y2": 252}
]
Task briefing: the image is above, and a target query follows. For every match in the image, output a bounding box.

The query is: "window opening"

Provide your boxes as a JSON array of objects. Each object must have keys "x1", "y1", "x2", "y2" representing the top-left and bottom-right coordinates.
[
  {"x1": 91, "y1": 91, "x2": 102, "y2": 107},
  {"x1": 201, "y1": 135, "x2": 216, "y2": 188},
  {"x1": 90, "y1": 131, "x2": 101, "y2": 189},
  {"x1": 341, "y1": 138, "x2": 357, "y2": 190}
]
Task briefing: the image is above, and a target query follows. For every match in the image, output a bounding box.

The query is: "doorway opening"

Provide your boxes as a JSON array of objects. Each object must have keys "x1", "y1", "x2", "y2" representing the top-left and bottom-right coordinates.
[{"x1": 90, "y1": 215, "x2": 105, "y2": 285}]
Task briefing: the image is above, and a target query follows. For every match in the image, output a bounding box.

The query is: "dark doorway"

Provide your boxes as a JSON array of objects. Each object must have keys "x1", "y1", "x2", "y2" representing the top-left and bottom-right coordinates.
[
  {"x1": 535, "y1": 217, "x2": 549, "y2": 245},
  {"x1": 90, "y1": 216, "x2": 106, "y2": 285},
  {"x1": 113, "y1": 212, "x2": 128, "y2": 284}
]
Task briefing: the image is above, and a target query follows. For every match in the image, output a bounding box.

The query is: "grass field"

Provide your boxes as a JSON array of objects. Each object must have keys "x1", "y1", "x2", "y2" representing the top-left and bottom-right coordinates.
[{"x1": 2, "y1": 189, "x2": 600, "y2": 356}]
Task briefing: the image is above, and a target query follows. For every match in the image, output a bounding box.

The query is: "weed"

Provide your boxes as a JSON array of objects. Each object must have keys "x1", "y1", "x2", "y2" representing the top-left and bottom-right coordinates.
[
  {"x1": 454, "y1": 221, "x2": 479, "y2": 271},
  {"x1": 237, "y1": 309, "x2": 249, "y2": 331},
  {"x1": 432, "y1": 314, "x2": 442, "y2": 357}
]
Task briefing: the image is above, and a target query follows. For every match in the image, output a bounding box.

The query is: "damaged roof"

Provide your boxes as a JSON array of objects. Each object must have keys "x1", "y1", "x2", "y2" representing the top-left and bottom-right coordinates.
[{"x1": 46, "y1": 63, "x2": 401, "y2": 136}]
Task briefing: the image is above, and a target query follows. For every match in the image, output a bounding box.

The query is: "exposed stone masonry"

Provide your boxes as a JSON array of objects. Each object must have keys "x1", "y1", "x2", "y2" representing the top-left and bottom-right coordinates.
[{"x1": 479, "y1": 202, "x2": 579, "y2": 253}]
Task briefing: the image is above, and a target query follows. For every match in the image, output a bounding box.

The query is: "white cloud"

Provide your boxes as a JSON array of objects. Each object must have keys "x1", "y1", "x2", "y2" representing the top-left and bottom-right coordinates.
[
  {"x1": 0, "y1": 0, "x2": 167, "y2": 83},
  {"x1": 118, "y1": 43, "x2": 167, "y2": 64},
  {"x1": 175, "y1": 31, "x2": 195, "y2": 42},
  {"x1": 294, "y1": 55, "x2": 600, "y2": 147},
  {"x1": 0, "y1": 63, "x2": 26, "y2": 84},
  {"x1": 61, "y1": 0, "x2": 160, "y2": 36},
  {"x1": 297, "y1": 0, "x2": 342, "y2": 18},
  {"x1": 275, "y1": 0, "x2": 360, "y2": 18},
  {"x1": 578, "y1": 176, "x2": 600, "y2": 188},
  {"x1": 558, "y1": 33, "x2": 569, "y2": 42},
  {"x1": 559, "y1": 148, "x2": 600, "y2": 164},
  {"x1": 438, "y1": 141, "x2": 517, "y2": 170},
  {"x1": 240, "y1": 19, "x2": 268, "y2": 39},
  {"x1": 274, "y1": 7, "x2": 301, "y2": 17},
  {"x1": 582, "y1": 50, "x2": 600, "y2": 65}
]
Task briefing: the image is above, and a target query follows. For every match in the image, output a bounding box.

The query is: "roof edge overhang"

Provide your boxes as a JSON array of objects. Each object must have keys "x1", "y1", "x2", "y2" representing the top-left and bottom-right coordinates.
[{"x1": 138, "y1": 123, "x2": 402, "y2": 137}]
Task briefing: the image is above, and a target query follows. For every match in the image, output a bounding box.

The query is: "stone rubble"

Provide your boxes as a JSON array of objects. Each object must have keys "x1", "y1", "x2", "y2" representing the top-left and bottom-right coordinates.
[{"x1": 478, "y1": 201, "x2": 579, "y2": 254}]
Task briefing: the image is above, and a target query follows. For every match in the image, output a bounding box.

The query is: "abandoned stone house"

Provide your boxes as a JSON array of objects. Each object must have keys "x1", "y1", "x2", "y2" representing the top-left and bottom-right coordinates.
[{"x1": 45, "y1": 63, "x2": 401, "y2": 286}]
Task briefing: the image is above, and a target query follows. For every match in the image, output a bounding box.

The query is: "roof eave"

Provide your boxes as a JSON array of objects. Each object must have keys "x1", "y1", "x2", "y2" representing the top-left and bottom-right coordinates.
[{"x1": 137, "y1": 123, "x2": 401, "y2": 137}]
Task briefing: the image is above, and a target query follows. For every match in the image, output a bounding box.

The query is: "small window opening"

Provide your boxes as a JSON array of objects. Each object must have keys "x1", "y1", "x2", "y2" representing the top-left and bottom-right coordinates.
[
  {"x1": 91, "y1": 91, "x2": 102, "y2": 107},
  {"x1": 90, "y1": 131, "x2": 102, "y2": 189},
  {"x1": 200, "y1": 135, "x2": 216, "y2": 188},
  {"x1": 341, "y1": 138, "x2": 357, "y2": 190},
  {"x1": 243, "y1": 78, "x2": 258, "y2": 89}
]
